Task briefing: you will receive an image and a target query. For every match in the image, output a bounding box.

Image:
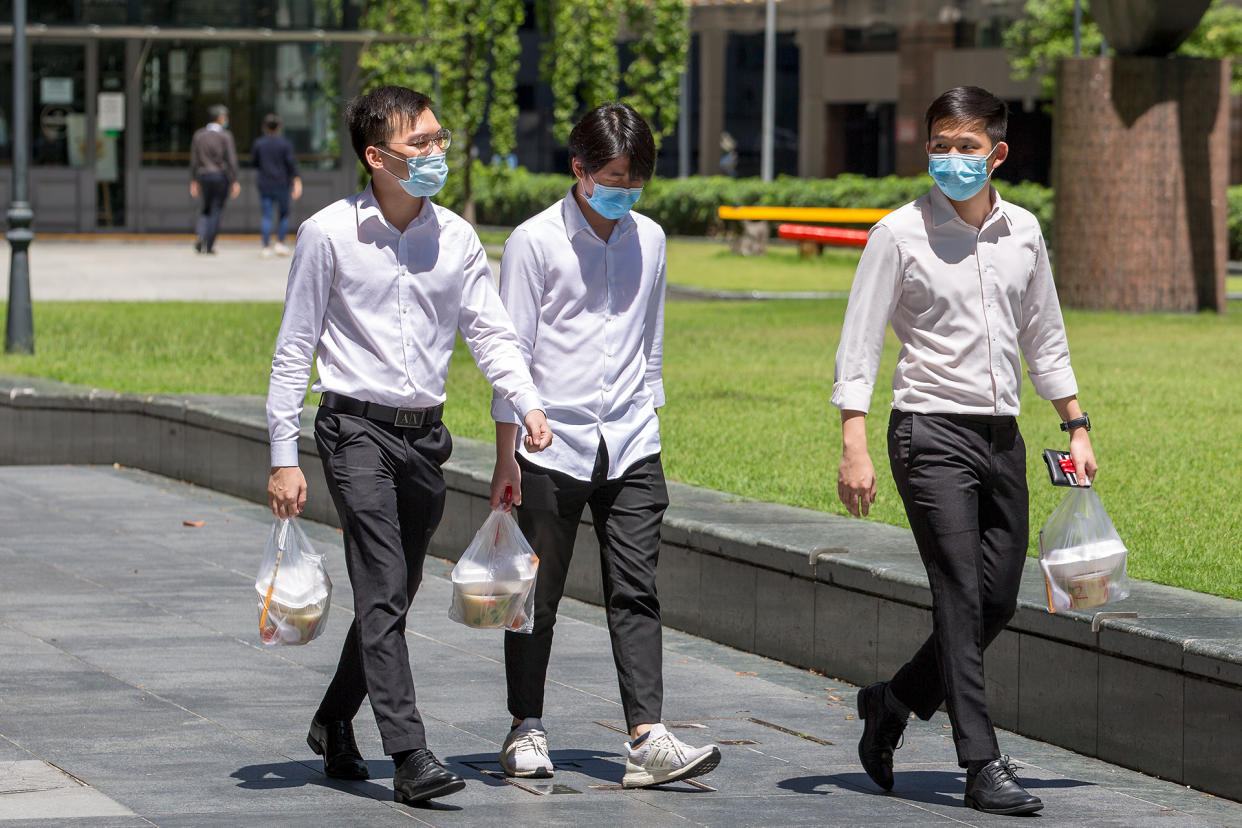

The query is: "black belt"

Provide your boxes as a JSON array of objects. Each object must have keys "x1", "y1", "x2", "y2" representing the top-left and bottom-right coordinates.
[{"x1": 320, "y1": 391, "x2": 444, "y2": 428}]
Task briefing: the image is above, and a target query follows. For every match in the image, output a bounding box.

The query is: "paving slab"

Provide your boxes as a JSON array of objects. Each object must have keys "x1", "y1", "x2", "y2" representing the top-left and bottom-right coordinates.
[{"x1": 0, "y1": 465, "x2": 1239, "y2": 827}]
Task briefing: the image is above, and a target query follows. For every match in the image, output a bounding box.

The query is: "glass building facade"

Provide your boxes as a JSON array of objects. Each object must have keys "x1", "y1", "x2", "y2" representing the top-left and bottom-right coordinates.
[{"x1": 0, "y1": 1, "x2": 363, "y2": 232}]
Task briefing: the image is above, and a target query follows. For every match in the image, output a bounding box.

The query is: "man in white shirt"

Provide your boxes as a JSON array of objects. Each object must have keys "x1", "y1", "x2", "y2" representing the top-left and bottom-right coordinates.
[
  {"x1": 488, "y1": 103, "x2": 721, "y2": 789},
  {"x1": 833, "y1": 86, "x2": 1098, "y2": 816},
  {"x1": 265, "y1": 86, "x2": 552, "y2": 806}
]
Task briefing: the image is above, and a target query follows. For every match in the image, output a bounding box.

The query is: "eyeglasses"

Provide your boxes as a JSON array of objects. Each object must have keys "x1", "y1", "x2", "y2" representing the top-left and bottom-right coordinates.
[{"x1": 381, "y1": 129, "x2": 452, "y2": 155}]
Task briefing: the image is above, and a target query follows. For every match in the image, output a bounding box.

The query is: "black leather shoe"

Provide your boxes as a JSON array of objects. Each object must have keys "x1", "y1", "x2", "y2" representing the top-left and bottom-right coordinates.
[
  {"x1": 965, "y1": 757, "x2": 1043, "y2": 815},
  {"x1": 393, "y1": 749, "x2": 465, "y2": 804},
  {"x1": 856, "y1": 682, "x2": 908, "y2": 791},
  {"x1": 306, "y1": 715, "x2": 369, "y2": 780}
]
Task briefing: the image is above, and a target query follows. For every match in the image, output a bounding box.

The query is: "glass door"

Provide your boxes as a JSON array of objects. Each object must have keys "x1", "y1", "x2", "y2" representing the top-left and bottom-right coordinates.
[
  {"x1": 28, "y1": 41, "x2": 92, "y2": 231},
  {"x1": 96, "y1": 41, "x2": 127, "y2": 227}
]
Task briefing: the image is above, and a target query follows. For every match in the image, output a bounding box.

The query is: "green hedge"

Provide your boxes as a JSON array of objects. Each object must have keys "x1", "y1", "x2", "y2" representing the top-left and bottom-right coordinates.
[{"x1": 442, "y1": 162, "x2": 1241, "y2": 258}]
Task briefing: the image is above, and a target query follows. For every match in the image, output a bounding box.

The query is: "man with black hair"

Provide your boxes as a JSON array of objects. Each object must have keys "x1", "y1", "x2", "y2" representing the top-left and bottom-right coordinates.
[
  {"x1": 266, "y1": 85, "x2": 553, "y2": 805},
  {"x1": 488, "y1": 102, "x2": 722, "y2": 789},
  {"x1": 250, "y1": 113, "x2": 302, "y2": 258},
  {"x1": 188, "y1": 103, "x2": 240, "y2": 253},
  {"x1": 833, "y1": 85, "x2": 1098, "y2": 816}
]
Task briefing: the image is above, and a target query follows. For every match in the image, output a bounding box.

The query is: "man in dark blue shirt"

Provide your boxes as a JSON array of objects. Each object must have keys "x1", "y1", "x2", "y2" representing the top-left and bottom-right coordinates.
[{"x1": 250, "y1": 113, "x2": 302, "y2": 257}]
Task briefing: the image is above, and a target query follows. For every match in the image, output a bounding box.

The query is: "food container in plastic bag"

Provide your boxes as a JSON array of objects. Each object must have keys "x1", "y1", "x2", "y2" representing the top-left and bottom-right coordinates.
[
  {"x1": 255, "y1": 518, "x2": 332, "y2": 645},
  {"x1": 449, "y1": 506, "x2": 538, "y2": 633},
  {"x1": 1038, "y1": 487, "x2": 1129, "y2": 613}
]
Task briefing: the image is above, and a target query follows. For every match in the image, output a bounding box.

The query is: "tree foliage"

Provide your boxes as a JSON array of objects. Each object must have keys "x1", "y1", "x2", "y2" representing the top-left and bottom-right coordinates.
[
  {"x1": 358, "y1": 0, "x2": 524, "y2": 220},
  {"x1": 355, "y1": 0, "x2": 689, "y2": 218},
  {"x1": 1005, "y1": 0, "x2": 1242, "y2": 99},
  {"x1": 541, "y1": 0, "x2": 689, "y2": 145},
  {"x1": 621, "y1": 0, "x2": 690, "y2": 146}
]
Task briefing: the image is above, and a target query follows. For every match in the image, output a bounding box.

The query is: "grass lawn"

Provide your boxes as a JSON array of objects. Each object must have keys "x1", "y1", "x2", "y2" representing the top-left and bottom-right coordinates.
[
  {"x1": 2, "y1": 299, "x2": 1239, "y2": 600},
  {"x1": 480, "y1": 227, "x2": 861, "y2": 294},
  {"x1": 489, "y1": 230, "x2": 1242, "y2": 297}
]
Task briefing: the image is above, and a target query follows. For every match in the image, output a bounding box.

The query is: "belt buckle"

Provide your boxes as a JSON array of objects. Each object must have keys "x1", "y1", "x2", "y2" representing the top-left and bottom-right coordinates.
[{"x1": 393, "y1": 407, "x2": 422, "y2": 428}]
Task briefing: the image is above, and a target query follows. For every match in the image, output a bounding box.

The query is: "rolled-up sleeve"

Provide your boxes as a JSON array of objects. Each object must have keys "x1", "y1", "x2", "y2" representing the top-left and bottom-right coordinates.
[
  {"x1": 831, "y1": 224, "x2": 903, "y2": 413},
  {"x1": 266, "y1": 218, "x2": 333, "y2": 467},
  {"x1": 1019, "y1": 235, "x2": 1078, "y2": 401},
  {"x1": 459, "y1": 236, "x2": 543, "y2": 422}
]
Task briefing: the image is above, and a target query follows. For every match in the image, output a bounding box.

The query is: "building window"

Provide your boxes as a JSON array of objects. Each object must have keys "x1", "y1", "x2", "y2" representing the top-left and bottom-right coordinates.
[
  {"x1": 841, "y1": 25, "x2": 898, "y2": 53},
  {"x1": 13, "y1": 0, "x2": 347, "y2": 28},
  {"x1": 141, "y1": 41, "x2": 341, "y2": 169}
]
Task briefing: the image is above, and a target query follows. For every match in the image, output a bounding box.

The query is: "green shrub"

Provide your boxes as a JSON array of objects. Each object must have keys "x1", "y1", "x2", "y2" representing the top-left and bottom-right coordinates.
[{"x1": 442, "y1": 163, "x2": 1242, "y2": 257}]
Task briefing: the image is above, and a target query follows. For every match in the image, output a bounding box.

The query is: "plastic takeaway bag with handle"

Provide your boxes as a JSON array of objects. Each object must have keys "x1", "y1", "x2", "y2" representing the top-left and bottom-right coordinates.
[
  {"x1": 449, "y1": 488, "x2": 539, "y2": 633},
  {"x1": 256, "y1": 518, "x2": 332, "y2": 645},
  {"x1": 1038, "y1": 486, "x2": 1129, "y2": 613}
]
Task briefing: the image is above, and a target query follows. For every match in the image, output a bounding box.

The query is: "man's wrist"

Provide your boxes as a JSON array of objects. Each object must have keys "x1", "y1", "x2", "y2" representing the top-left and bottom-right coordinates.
[{"x1": 1060, "y1": 412, "x2": 1091, "y2": 433}]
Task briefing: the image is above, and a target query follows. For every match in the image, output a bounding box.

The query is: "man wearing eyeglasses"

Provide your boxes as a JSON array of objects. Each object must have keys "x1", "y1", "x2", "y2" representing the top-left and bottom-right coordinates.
[{"x1": 266, "y1": 85, "x2": 553, "y2": 806}]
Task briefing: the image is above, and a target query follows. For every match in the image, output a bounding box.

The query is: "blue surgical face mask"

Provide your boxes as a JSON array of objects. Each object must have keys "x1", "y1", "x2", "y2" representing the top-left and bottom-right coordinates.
[
  {"x1": 584, "y1": 175, "x2": 643, "y2": 220},
  {"x1": 378, "y1": 147, "x2": 448, "y2": 198},
  {"x1": 927, "y1": 144, "x2": 998, "y2": 202}
]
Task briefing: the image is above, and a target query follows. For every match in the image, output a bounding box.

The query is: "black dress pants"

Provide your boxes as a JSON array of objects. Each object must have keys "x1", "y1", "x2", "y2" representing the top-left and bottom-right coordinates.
[
  {"x1": 313, "y1": 407, "x2": 452, "y2": 755},
  {"x1": 195, "y1": 171, "x2": 230, "y2": 252},
  {"x1": 885, "y1": 411, "x2": 1029, "y2": 768},
  {"x1": 505, "y1": 442, "x2": 669, "y2": 731}
]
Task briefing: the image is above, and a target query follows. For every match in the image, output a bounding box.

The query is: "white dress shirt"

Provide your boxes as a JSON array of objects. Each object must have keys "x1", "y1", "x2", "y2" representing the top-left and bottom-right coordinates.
[
  {"x1": 267, "y1": 183, "x2": 543, "y2": 467},
  {"x1": 491, "y1": 190, "x2": 666, "y2": 481},
  {"x1": 831, "y1": 185, "x2": 1078, "y2": 416}
]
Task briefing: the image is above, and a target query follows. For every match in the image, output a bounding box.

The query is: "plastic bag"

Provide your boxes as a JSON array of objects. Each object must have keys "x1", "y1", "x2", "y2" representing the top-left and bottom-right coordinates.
[
  {"x1": 449, "y1": 508, "x2": 539, "y2": 633},
  {"x1": 1038, "y1": 486, "x2": 1129, "y2": 613},
  {"x1": 255, "y1": 518, "x2": 332, "y2": 645}
]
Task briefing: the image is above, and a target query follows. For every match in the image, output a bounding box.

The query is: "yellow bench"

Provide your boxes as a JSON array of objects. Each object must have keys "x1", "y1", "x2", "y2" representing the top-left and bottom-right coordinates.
[{"x1": 717, "y1": 206, "x2": 892, "y2": 224}]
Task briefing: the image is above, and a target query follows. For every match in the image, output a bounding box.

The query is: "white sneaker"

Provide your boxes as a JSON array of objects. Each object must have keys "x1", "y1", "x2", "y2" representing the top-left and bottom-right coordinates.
[
  {"x1": 499, "y1": 718, "x2": 552, "y2": 778},
  {"x1": 260, "y1": 246, "x2": 273, "y2": 259},
  {"x1": 273, "y1": 242, "x2": 291, "y2": 256},
  {"x1": 622, "y1": 723, "x2": 721, "y2": 788}
]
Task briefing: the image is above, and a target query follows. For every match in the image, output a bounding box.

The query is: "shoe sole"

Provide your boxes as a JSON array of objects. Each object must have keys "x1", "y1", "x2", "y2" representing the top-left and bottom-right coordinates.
[
  {"x1": 499, "y1": 763, "x2": 553, "y2": 779},
  {"x1": 394, "y1": 777, "x2": 466, "y2": 803},
  {"x1": 622, "y1": 746, "x2": 721, "y2": 788},
  {"x1": 965, "y1": 795, "x2": 1044, "y2": 816}
]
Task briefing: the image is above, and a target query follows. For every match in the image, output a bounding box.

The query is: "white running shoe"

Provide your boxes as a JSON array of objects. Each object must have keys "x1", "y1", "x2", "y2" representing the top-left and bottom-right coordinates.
[
  {"x1": 499, "y1": 718, "x2": 552, "y2": 778},
  {"x1": 273, "y1": 242, "x2": 291, "y2": 256},
  {"x1": 622, "y1": 723, "x2": 722, "y2": 788},
  {"x1": 260, "y1": 246, "x2": 273, "y2": 259}
]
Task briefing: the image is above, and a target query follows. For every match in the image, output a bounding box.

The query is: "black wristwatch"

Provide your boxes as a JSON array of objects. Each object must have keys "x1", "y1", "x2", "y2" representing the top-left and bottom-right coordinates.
[{"x1": 1060, "y1": 413, "x2": 1091, "y2": 433}]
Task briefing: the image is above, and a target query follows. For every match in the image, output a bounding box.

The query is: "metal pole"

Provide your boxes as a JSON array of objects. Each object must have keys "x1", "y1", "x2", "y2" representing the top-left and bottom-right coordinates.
[
  {"x1": 678, "y1": 65, "x2": 689, "y2": 179},
  {"x1": 1073, "y1": 0, "x2": 1082, "y2": 57},
  {"x1": 6, "y1": 0, "x2": 35, "y2": 354},
  {"x1": 760, "y1": 0, "x2": 775, "y2": 182}
]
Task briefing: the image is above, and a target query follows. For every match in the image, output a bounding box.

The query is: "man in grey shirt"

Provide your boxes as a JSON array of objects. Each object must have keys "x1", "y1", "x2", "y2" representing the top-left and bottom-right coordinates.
[{"x1": 189, "y1": 104, "x2": 240, "y2": 254}]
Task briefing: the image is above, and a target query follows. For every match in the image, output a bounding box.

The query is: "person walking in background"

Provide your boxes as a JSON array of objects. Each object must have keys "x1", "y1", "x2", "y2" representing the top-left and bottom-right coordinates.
[
  {"x1": 189, "y1": 103, "x2": 240, "y2": 254},
  {"x1": 488, "y1": 103, "x2": 721, "y2": 789},
  {"x1": 251, "y1": 113, "x2": 302, "y2": 258},
  {"x1": 832, "y1": 86, "x2": 1097, "y2": 816}
]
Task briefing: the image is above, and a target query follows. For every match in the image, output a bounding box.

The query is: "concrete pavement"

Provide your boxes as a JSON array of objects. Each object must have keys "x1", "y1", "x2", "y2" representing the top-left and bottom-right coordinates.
[
  {"x1": 2, "y1": 464, "x2": 1240, "y2": 827},
  {"x1": 1, "y1": 237, "x2": 295, "y2": 303}
]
